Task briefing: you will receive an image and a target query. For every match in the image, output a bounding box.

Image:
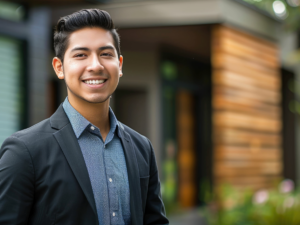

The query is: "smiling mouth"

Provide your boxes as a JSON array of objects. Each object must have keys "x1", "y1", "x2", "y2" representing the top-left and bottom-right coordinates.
[{"x1": 83, "y1": 79, "x2": 107, "y2": 85}]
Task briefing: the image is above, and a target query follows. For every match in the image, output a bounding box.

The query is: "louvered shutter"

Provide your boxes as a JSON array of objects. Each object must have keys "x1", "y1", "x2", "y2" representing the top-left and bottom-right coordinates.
[{"x1": 0, "y1": 35, "x2": 24, "y2": 145}]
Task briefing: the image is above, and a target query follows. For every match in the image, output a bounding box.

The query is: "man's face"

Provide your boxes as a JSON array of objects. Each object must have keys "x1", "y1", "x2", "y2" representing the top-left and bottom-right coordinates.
[{"x1": 53, "y1": 27, "x2": 123, "y2": 104}]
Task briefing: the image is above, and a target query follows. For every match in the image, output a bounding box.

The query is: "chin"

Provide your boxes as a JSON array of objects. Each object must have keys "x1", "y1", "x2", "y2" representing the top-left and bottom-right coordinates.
[{"x1": 82, "y1": 95, "x2": 111, "y2": 104}]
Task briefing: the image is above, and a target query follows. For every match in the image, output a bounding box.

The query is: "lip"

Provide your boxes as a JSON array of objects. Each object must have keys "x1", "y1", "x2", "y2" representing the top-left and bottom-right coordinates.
[{"x1": 82, "y1": 78, "x2": 108, "y2": 89}]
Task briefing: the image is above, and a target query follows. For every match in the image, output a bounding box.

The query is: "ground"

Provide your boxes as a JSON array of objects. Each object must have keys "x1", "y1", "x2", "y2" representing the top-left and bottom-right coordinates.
[{"x1": 168, "y1": 208, "x2": 207, "y2": 225}]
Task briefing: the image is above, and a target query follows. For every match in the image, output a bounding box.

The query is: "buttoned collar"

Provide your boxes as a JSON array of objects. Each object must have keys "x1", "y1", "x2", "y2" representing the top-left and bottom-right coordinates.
[{"x1": 62, "y1": 97, "x2": 120, "y2": 139}]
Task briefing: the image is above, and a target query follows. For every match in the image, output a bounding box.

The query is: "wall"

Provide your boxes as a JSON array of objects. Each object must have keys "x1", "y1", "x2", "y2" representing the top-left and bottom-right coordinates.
[
  {"x1": 113, "y1": 49, "x2": 162, "y2": 169},
  {"x1": 212, "y1": 25, "x2": 282, "y2": 190}
]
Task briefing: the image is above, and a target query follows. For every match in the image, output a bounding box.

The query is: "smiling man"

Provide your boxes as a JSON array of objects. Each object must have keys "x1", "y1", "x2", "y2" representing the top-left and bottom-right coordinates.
[{"x1": 0, "y1": 9, "x2": 168, "y2": 225}]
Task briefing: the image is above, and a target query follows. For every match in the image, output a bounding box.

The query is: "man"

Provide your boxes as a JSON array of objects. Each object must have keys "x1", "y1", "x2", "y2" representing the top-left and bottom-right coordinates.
[{"x1": 0, "y1": 9, "x2": 168, "y2": 225}]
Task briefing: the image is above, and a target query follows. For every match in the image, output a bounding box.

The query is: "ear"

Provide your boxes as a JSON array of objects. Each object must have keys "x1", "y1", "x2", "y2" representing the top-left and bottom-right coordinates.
[
  {"x1": 119, "y1": 55, "x2": 123, "y2": 77},
  {"x1": 52, "y1": 57, "x2": 64, "y2": 79}
]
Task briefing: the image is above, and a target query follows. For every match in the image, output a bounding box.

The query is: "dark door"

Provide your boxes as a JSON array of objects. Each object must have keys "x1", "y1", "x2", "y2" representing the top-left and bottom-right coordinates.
[
  {"x1": 281, "y1": 68, "x2": 296, "y2": 182},
  {"x1": 160, "y1": 51, "x2": 212, "y2": 210}
]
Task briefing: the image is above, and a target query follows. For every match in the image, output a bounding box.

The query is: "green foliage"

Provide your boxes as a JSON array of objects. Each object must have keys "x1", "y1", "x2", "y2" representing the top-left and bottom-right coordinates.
[
  {"x1": 242, "y1": 0, "x2": 300, "y2": 31},
  {"x1": 162, "y1": 158, "x2": 178, "y2": 215},
  {"x1": 201, "y1": 180, "x2": 300, "y2": 225}
]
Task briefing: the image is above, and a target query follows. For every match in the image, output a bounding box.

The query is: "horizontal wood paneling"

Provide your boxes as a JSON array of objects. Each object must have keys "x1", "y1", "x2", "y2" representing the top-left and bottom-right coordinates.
[
  {"x1": 214, "y1": 128, "x2": 281, "y2": 147},
  {"x1": 214, "y1": 69, "x2": 280, "y2": 91},
  {"x1": 214, "y1": 71, "x2": 279, "y2": 96},
  {"x1": 213, "y1": 38, "x2": 278, "y2": 69},
  {"x1": 214, "y1": 86, "x2": 280, "y2": 105},
  {"x1": 213, "y1": 98, "x2": 280, "y2": 119},
  {"x1": 213, "y1": 53, "x2": 279, "y2": 77},
  {"x1": 215, "y1": 146, "x2": 282, "y2": 160},
  {"x1": 212, "y1": 25, "x2": 282, "y2": 190},
  {"x1": 213, "y1": 26, "x2": 278, "y2": 56},
  {"x1": 214, "y1": 111, "x2": 281, "y2": 132},
  {"x1": 215, "y1": 175, "x2": 282, "y2": 186}
]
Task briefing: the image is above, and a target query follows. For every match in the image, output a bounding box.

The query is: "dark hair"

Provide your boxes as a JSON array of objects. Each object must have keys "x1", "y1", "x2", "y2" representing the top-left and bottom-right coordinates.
[{"x1": 53, "y1": 9, "x2": 120, "y2": 62}]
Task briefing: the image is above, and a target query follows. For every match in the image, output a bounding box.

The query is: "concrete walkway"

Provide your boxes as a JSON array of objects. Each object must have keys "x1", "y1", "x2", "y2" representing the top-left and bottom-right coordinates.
[{"x1": 168, "y1": 208, "x2": 207, "y2": 225}]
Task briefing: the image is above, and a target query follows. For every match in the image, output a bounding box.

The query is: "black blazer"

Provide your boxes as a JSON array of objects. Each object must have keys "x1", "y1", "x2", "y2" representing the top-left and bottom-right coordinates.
[{"x1": 0, "y1": 105, "x2": 169, "y2": 225}]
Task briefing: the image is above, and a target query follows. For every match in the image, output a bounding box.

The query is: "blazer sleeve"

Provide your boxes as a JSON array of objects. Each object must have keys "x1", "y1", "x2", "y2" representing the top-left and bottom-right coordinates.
[
  {"x1": 0, "y1": 136, "x2": 35, "y2": 224},
  {"x1": 143, "y1": 139, "x2": 169, "y2": 225}
]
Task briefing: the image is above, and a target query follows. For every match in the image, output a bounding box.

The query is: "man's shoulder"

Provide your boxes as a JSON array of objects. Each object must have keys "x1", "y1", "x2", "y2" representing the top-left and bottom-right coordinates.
[
  {"x1": 119, "y1": 122, "x2": 148, "y2": 142},
  {"x1": 118, "y1": 122, "x2": 158, "y2": 174},
  {"x1": 6, "y1": 118, "x2": 55, "y2": 146},
  {"x1": 118, "y1": 121, "x2": 152, "y2": 151}
]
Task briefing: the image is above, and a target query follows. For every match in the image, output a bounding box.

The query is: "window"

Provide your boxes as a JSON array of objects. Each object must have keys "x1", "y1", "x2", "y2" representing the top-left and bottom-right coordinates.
[
  {"x1": 0, "y1": 35, "x2": 25, "y2": 145},
  {"x1": 0, "y1": 1, "x2": 26, "y2": 22}
]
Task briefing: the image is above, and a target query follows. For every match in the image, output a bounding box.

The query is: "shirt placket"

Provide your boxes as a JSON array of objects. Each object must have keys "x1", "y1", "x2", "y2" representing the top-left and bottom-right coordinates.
[
  {"x1": 104, "y1": 134, "x2": 122, "y2": 224},
  {"x1": 88, "y1": 125, "x2": 111, "y2": 225},
  {"x1": 92, "y1": 126, "x2": 121, "y2": 225}
]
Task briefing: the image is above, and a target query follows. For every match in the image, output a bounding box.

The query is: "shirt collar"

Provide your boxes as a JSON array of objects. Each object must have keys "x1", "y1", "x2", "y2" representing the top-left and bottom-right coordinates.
[{"x1": 62, "y1": 97, "x2": 120, "y2": 139}]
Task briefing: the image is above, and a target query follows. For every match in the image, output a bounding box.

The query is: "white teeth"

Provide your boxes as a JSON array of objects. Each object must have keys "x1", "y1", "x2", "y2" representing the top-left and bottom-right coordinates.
[{"x1": 84, "y1": 80, "x2": 105, "y2": 85}]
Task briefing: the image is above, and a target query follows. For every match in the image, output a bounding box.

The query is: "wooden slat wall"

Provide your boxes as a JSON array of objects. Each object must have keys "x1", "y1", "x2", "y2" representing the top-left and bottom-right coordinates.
[{"x1": 212, "y1": 25, "x2": 282, "y2": 190}]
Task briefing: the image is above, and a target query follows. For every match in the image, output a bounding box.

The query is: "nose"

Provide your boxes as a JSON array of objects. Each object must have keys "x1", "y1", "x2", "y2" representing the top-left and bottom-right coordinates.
[{"x1": 87, "y1": 54, "x2": 104, "y2": 72}]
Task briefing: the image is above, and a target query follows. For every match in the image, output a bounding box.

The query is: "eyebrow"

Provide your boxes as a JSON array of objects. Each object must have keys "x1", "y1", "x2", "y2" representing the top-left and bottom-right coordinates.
[{"x1": 70, "y1": 46, "x2": 115, "y2": 52}]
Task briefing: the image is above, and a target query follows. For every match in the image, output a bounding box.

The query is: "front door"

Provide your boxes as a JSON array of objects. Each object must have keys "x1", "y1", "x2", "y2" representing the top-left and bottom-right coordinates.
[{"x1": 161, "y1": 51, "x2": 212, "y2": 210}]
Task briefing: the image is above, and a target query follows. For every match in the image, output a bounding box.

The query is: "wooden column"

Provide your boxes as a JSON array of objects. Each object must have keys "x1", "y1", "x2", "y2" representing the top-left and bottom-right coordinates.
[{"x1": 212, "y1": 25, "x2": 282, "y2": 190}]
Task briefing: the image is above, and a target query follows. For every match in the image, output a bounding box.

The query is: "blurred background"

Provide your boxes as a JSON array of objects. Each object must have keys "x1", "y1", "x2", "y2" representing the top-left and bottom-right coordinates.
[{"x1": 1, "y1": 0, "x2": 300, "y2": 224}]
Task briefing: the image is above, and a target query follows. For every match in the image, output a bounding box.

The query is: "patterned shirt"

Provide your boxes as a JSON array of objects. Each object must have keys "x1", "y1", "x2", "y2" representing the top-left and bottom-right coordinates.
[{"x1": 63, "y1": 98, "x2": 131, "y2": 225}]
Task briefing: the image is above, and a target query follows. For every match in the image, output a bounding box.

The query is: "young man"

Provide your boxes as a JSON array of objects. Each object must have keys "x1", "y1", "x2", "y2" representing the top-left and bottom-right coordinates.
[{"x1": 0, "y1": 9, "x2": 168, "y2": 225}]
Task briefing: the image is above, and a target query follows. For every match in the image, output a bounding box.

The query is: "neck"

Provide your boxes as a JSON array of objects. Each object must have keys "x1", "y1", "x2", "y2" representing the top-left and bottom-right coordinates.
[{"x1": 67, "y1": 94, "x2": 111, "y2": 140}]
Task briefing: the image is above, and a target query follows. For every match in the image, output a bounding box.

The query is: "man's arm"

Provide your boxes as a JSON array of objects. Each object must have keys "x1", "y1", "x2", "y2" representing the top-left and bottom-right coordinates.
[
  {"x1": 0, "y1": 136, "x2": 34, "y2": 224},
  {"x1": 144, "y1": 139, "x2": 169, "y2": 225}
]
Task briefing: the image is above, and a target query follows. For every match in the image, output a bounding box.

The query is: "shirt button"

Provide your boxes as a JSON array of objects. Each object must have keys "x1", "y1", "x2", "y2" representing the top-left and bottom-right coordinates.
[
  {"x1": 90, "y1": 126, "x2": 95, "y2": 130},
  {"x1": 113, "y1": 212, "x2": 115, "y2": 217},
  {"x1": 109, "y1": 178, "x2": 112, "y2": 182}
]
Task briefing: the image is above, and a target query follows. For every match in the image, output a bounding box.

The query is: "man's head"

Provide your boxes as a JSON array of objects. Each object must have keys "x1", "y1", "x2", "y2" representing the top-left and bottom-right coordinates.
[
  {"x1": 54, "y1": 9, "x2": 120, "y2": 63},
  {"x1": 52, "y1": 9, "x2": 123, "y2": 105}
]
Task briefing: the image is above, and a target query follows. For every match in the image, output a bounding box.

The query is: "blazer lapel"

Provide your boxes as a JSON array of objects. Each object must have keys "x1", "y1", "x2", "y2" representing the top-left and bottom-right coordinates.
[
  {"x1": 118, "y1": 122, "x2": 143, "y2": 225},
  {"x1": 50, "y1": 106, "x2": 98, "y2": 218}
]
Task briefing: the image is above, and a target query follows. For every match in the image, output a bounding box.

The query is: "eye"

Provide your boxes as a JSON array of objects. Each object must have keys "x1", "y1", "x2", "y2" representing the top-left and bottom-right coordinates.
[
  {"x1": 75, "y1": 53, "x2": 86, "y2": 58},
  {"x1": 101, "y1": 52, "x2": 113, "y2": 57}
]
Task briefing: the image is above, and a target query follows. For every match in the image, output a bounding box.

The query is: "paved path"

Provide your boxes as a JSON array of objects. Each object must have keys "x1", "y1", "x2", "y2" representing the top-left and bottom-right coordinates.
[{"x1": 168, "y1": 208, "x2": 207, "y2": 225}]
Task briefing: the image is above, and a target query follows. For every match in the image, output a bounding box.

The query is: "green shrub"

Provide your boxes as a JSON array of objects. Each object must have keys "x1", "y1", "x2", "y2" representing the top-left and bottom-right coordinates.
[{"x1": 201, "y1": 180, "x2": 300, "y2": 225}]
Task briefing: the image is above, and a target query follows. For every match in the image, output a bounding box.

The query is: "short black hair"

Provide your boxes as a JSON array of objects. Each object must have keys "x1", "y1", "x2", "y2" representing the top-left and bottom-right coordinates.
[{"x1": 54, "y1": 9, "x2": 120, "y2": 62}]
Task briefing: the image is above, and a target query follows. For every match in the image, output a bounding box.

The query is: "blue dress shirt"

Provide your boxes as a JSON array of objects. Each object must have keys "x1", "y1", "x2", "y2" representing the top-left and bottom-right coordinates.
[{"x1": 63, "y1": 98, "x2": 131, "y2": 225}]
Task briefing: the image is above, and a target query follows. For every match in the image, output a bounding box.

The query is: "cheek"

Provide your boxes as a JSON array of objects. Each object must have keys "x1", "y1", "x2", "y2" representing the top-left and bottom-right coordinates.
[
  {"x1": 106, "y1": 61, "x2": 121, "y2": 77},
  {"x1": 68, "y1": 61, "x2": 85, "y2": 73},
  {"x1": 64, "y1": 61, "x2": 86, "y2": 80}
]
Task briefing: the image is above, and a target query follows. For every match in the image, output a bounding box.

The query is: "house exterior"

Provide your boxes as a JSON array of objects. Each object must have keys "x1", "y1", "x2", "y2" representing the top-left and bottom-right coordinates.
[{"x1": 1, "y1": 0, "x2": 299, "y2": 210}]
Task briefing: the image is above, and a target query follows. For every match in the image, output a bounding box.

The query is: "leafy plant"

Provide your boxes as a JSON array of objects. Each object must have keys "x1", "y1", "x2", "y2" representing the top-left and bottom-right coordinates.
[{"x1": 201, "y1": 180, "x2": 300, "y2": 225}]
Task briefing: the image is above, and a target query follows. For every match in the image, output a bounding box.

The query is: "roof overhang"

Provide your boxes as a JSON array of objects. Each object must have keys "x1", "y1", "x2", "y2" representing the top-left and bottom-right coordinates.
[{"x1": 52, "y1": 0, "x2": 281, "y2": 41}]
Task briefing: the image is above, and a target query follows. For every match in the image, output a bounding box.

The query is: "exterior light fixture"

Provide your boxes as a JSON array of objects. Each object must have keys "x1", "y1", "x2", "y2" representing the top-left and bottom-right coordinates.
[{"x1": 272, "y1": 0, "x2": 288, "y2": 18}]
